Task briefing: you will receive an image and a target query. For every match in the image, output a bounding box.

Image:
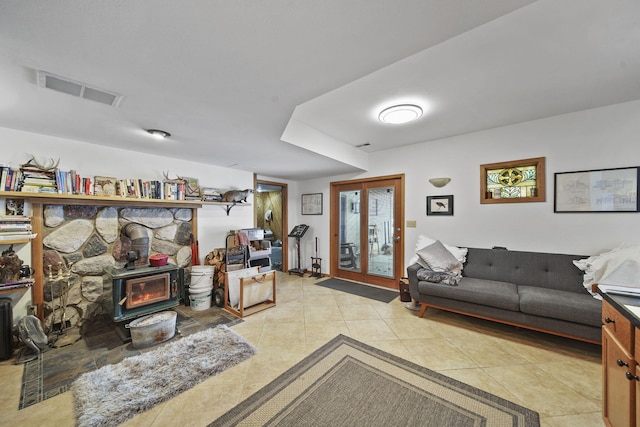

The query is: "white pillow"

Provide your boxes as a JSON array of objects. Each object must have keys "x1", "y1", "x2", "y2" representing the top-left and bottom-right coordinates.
[
  {"x1": 574, "y1": 244, "x2": 640, "y2": 298},
  {"x1": 409, "y1": 235, "x2": 468, "y2": 265},
  {"x1": 416, "y1": 240, "x2": 463, "y2": 275}
]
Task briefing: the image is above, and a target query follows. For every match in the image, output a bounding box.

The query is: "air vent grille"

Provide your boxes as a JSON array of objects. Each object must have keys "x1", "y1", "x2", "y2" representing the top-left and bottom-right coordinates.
[{"x1": 37, "y1": 71, "x2": 123, "y2": 107}]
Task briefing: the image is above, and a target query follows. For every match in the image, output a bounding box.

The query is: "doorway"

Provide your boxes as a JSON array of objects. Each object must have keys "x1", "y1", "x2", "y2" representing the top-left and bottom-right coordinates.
[
  {"x1": 255, "y1": 180, "x2": 288, "y2": 272},
  {"x1": 330, "y1": 175, "x2": 404, "y2": 289}
]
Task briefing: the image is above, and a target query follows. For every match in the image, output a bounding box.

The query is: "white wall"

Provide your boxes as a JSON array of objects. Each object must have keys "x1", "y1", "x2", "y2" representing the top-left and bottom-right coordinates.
[{"x1": 296, "y1": 100, "x2": 640, "y2": 271}]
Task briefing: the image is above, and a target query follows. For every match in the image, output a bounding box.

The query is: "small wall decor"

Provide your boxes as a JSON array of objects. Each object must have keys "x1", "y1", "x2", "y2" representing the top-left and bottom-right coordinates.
[
  {"x1": 427, "y1": 195, "x2": 454, "y2": 216},
  {"x1": 554, "y1": 166, "x2": 639, "y2": 212},
  {"x1": 301, "y1": 193, "x2": 323, "y2": 215},
  {"x1": 480, "y1": 157, "x2": 545, "y2": 204}
]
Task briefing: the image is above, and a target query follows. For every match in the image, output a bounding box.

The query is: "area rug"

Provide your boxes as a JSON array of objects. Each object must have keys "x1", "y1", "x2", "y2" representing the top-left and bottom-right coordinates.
[
  {"x1": 19, "y1": 305, "x2": 241, "y2": 410},
  {"x1": 210, "y1": 335, "x2": 539, "y2": 427},
  {"x1": 316, "y1": 278, "x2": 398, "y2": 303},
  {"x1": 72, "y1": 324, "x2": 256, "y2": 427}
]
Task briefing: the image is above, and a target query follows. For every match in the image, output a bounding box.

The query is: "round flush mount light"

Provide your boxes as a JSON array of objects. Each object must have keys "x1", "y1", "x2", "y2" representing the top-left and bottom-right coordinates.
[
  {"x1": 378, "y1": 104, "x2": 423, "y2": 124},
  {"x1": 146, "y1": 129, "x2": 171, "y2": 139}
]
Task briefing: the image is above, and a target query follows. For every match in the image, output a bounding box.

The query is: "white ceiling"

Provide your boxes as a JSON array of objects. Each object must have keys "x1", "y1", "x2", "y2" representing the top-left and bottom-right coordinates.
[{"x1": 0, "y1": 1, "x2": 638, "y2": 180}]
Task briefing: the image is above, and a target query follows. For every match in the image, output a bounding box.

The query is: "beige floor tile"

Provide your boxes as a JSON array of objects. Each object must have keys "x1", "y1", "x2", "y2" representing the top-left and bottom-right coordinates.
[
  {"x1": 405, "y1": 337, "x2": 479, "y2": 370},
  {"x1": 304, "y1": 304, "x2": 343, "y2": 323},
  {"x1": 345, "y1": 318, "x2": 397, "y2": 342},
  {"x1": 484, "y1": 364, "x2": 601, "y2": 417},
  {"x1": 338, "y1": 303, "x2": 382, "y2": 321},
  {"x1": 541, "y1": 412, "x2": 605, "y2": 427},
  {"x1": 0, "y1": 271, "x2": 604, "y2": 426}
]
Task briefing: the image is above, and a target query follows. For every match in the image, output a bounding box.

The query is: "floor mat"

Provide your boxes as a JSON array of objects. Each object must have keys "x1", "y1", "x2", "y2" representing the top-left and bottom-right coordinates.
[{"x1": 316, "y1": 278, "x2": 398, "y2": 303}]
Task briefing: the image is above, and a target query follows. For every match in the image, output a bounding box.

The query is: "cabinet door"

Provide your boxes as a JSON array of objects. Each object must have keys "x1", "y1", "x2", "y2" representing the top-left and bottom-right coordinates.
[{"x1": 603, "y1": 327, "x2": 635, "y2": 427}]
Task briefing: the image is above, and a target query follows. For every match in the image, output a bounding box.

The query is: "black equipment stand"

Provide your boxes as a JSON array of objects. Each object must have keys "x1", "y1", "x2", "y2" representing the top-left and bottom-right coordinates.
[
  {"x1": 310, "y1": 257, "x2": 322, "y2": 278},
  {"x1": 288, "y1": 224, "x2": 309, "y2": 277}
]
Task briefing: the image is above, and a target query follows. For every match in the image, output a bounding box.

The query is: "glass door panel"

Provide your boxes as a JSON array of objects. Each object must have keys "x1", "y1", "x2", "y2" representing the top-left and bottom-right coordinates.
[
  {"x1": 367, "y1": 186, "x2": 394, "y2": 278},
  {"x1": 338, "y1": 190, "x2": 361, "y2": 272}
]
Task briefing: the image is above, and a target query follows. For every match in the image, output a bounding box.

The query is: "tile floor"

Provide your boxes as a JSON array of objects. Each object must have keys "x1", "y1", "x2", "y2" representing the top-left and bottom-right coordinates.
[{"x1": 0, "y1": 272, "x2": 604, "y2": 426}]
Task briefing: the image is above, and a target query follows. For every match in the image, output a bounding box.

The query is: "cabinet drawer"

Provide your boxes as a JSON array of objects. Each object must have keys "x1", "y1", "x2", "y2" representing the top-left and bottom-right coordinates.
[{"x1": 603, "y1": 299, "x2": 633, "y2": 351}]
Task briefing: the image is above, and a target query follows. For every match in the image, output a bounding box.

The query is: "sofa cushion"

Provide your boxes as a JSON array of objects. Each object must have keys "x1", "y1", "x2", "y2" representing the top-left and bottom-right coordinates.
[
  {"x1": 418, "y1": 277, "x2": 519, "y2": 311},
  {"x1": 518, "y1": 286, "x2": 602, "y2": 327},
  {"x1": 416, "y1": 240, "x2": 462, "y2": 274}
]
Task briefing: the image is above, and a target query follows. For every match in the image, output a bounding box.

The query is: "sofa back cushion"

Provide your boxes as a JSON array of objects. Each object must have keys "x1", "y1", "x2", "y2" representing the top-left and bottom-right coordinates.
[{"x1": 462, "y1": 248, "x2": 587, "y2": 294}]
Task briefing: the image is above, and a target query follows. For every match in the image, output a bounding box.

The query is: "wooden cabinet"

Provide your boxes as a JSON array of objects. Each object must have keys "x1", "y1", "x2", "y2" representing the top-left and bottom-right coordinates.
[{"x1": 602, "y1": 298, "x2": 638, "y2": 427}]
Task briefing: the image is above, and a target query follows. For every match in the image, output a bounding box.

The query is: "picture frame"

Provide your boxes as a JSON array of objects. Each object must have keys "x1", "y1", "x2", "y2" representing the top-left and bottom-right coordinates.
[
  {"x1": 427, "y1": 195, "x2": 454, "y2": 216},
  {"x1": 480, "y1": 157, "x2": 545, "y2": 204},
  {"x1": 301, "y1": 193, "x2": 323, "y2": 215},
  {"x1": 554, "y1": 166, "x2": 639, "y2": 213}
]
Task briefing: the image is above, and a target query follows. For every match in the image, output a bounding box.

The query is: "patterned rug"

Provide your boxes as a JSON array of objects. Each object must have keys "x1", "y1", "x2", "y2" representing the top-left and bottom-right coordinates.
[
  {"x1": 19, "y1": 305, "x2": 240, "y2": 410},
  {"x1": 210, "y1": 335, "x2": 540, "y2": 427}
]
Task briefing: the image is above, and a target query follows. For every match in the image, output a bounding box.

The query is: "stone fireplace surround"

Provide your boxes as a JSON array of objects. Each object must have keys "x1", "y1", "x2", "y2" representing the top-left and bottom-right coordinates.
[{"x1": 41, "y1": 205, "x2": 194, "y2": 331}]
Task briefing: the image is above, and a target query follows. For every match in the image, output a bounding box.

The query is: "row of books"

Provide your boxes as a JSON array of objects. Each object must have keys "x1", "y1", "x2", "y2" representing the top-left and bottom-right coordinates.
[
  {"x1": 0, "y1": 165, "x2": 217, "y2": 201},
  {"x1": 0, "y1": 215, "x2": 36, "y2": 241}
]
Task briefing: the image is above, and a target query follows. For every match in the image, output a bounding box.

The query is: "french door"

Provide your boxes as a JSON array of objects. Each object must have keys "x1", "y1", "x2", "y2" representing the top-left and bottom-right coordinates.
[{"x1": 330, "y1": 175, "x2": 404, "y2": 289}]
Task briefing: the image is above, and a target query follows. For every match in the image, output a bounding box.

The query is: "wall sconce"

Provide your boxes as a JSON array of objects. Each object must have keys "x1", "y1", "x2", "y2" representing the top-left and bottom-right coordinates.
[
  {"x1": 429, "y1": 177, "x2": 451, "y2": 188},
  {"x1": 352, "y1": 201, "x2": 360, "y2": 214}
]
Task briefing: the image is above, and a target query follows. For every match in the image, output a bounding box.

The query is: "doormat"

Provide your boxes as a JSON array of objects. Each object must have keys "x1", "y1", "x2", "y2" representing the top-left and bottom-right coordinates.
[
  {"x1": 19, "y1": 305, "x2": 241, "y2": 410},
  {"x1": 316, "y1": 278, "x2": 398, "y2": 303},
  {"x1": 210, "y1": 335, "x2": 539, "y2": 426}
]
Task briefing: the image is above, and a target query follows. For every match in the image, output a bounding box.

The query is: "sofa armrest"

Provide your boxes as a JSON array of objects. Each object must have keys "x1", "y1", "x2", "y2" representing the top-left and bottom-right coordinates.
[{"x1": 407, "y1": 263, "x2": 422, "y2": 300}]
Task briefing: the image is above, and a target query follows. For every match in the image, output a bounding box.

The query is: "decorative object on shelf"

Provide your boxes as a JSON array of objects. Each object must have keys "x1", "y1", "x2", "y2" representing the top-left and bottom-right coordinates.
[
  {"x1": 426, "y1": 195, "x2": 454, "y2": 216},
  {"x1": 480, "y1": 157, "x2": 545, "y2": 204},
  {"x1": 301, "y1": 193, "x2": 322, "y2": 215},
  {"x1": 554, "y1": 166, "x2": 639, "y2": 212},
  {"x1": 0, "y1": 244, "x2": 23, "y2": 283},
  {"x1": 93, "y1": 176, "x2": 118, "y2": 196},
  {"x1": 5, "y1": 199, "x2": 25, "y2": 215},
  {"x1": 222, "y1": 189, "x2": 254, "y2": 203},
  {"x1": 428, "y1": 177, "x2": 451, "y2": 188}
]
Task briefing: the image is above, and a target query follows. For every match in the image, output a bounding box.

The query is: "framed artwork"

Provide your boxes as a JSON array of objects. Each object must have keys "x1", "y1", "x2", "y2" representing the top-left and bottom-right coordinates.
[
  {"x1": 554, "y1": 166, "x2": 639, "y2": 213},
  {"x1": 427, "y1": 195, "x2": 454, "y2": 216},
  {"x1": 301, "y1": 193, "x2": 323, "y2": 215},
  {"x1": 480, "y1": 157, "x2": 545, "y2": 204}
]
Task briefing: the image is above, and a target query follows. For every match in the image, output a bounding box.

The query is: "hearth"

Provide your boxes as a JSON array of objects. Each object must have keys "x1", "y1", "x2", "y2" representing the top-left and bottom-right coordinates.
[{"x1": 104, "y1": 264, "x2": 182, "y2": 323}]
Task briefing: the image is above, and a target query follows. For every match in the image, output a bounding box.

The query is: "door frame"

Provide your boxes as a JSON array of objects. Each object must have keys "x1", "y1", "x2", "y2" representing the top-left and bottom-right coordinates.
[
  {"x1": 255, "y1": 177, "x2": 288, "y2": 272},
  {"x1": 329, "y1": 174, "x2": 404, "y2": 288}
]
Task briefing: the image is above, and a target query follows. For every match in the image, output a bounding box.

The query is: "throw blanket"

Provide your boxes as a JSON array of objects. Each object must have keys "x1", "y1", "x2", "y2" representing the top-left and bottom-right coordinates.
[{"x1": 417, "y1": 267, "x2": 461, "y2": 286}]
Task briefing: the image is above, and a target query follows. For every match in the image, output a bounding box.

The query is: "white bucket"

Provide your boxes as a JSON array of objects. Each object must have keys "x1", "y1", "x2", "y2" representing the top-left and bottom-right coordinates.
[
  {"x1": 189, "y1": 285, "x2": 213, "y2": 311},
  {"x1": 191, "y1": 266, "x2": 214, "y2": 290}
]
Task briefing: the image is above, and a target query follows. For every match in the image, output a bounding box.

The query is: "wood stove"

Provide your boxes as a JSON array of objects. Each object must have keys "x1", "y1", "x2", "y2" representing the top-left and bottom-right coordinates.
[{"x1": 104, "y1": 264, "x2": 182, "y2": 323}]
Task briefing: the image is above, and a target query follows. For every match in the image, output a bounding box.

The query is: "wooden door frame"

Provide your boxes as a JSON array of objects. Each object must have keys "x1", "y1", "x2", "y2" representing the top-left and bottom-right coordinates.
[
  {"x1": 329, "y1": 174, "x2": 404, "y2": 288},
  {"x1": 254, "y1": 177, "x2": 288, "y2": 272}
]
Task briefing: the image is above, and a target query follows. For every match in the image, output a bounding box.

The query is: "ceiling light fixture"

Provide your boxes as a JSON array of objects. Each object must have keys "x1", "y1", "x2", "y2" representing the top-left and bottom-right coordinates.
[
  {"x1": 378, "y1": 104, "x2": 423, "y2": 124},
  {"x1": 146, "y1": 129, "x2": 171, "y2": 139}
]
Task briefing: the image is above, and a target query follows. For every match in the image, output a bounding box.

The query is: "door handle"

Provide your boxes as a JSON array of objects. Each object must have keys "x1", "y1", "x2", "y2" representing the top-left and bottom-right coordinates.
[{"x1": 395, "y1": 236, "x2": 401, "y2": 242}]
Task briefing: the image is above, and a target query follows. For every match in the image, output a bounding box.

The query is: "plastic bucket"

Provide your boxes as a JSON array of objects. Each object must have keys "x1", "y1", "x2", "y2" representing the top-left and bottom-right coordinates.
[
  {"x1": 191, "y1": 266, "x2": 214, "y2": 290},
  {"x1": 189, "y1": 285, "x2": 213, "y2": 311}
]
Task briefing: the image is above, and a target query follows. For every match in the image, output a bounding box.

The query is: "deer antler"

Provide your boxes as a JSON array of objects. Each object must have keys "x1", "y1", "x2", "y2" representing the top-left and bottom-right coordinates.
[
  {"x1": 21, "y1": 155, "x2": 60, "y2": 171},
  {"x1": 162, "y1": 171, "x2": 186, "y2": 184}
]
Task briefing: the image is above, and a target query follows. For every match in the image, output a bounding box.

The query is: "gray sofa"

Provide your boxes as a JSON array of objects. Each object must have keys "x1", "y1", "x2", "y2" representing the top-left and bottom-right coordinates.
[{"x1": 407, "y1": 247, "x2": 602, "y2": 344}]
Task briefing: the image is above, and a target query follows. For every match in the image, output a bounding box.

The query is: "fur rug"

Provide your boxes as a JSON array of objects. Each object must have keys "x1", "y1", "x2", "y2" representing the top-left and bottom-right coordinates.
[{"x1": 71, "y1": 325, "x2": 257, "y2": 427}]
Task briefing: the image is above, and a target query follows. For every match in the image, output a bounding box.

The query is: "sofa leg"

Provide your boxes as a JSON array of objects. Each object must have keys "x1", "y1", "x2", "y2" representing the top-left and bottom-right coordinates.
[{"x1": 418, "y1": 303, "x2": 428, "y2": 318}]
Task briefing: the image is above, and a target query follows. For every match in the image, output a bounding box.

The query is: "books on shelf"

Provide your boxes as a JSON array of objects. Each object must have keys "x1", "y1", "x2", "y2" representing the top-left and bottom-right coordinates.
[
  {"x1": 1, "y1": 162, "x2": 229, "y2": 204},
  {"x1": 0, "y1": 215, "x2": 35, "y2": 240}
]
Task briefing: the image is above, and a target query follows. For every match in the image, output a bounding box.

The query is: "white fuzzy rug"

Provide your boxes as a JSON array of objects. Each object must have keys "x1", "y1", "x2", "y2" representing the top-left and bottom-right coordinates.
[{"x1": 71, "y1": 325, "x2": 257, "y2": 427}]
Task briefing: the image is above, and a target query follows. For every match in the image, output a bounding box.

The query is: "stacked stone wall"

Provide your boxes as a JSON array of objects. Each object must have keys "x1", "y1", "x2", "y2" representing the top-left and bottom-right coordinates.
[{"x1": 41, "y1": 205, "x2": 193, "y2": 331}]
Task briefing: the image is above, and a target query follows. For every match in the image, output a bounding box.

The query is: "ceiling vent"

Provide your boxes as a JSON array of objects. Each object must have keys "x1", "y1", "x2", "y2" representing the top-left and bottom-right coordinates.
[{"x1": 37, "y1": 71, "x2": 123, "y2": 107}]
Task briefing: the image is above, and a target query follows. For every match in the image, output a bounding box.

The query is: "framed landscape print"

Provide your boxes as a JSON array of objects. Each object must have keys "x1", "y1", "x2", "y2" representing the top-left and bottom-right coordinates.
[{"x1": 554, "y1": 166, "x2": 639, "y2": 212}]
